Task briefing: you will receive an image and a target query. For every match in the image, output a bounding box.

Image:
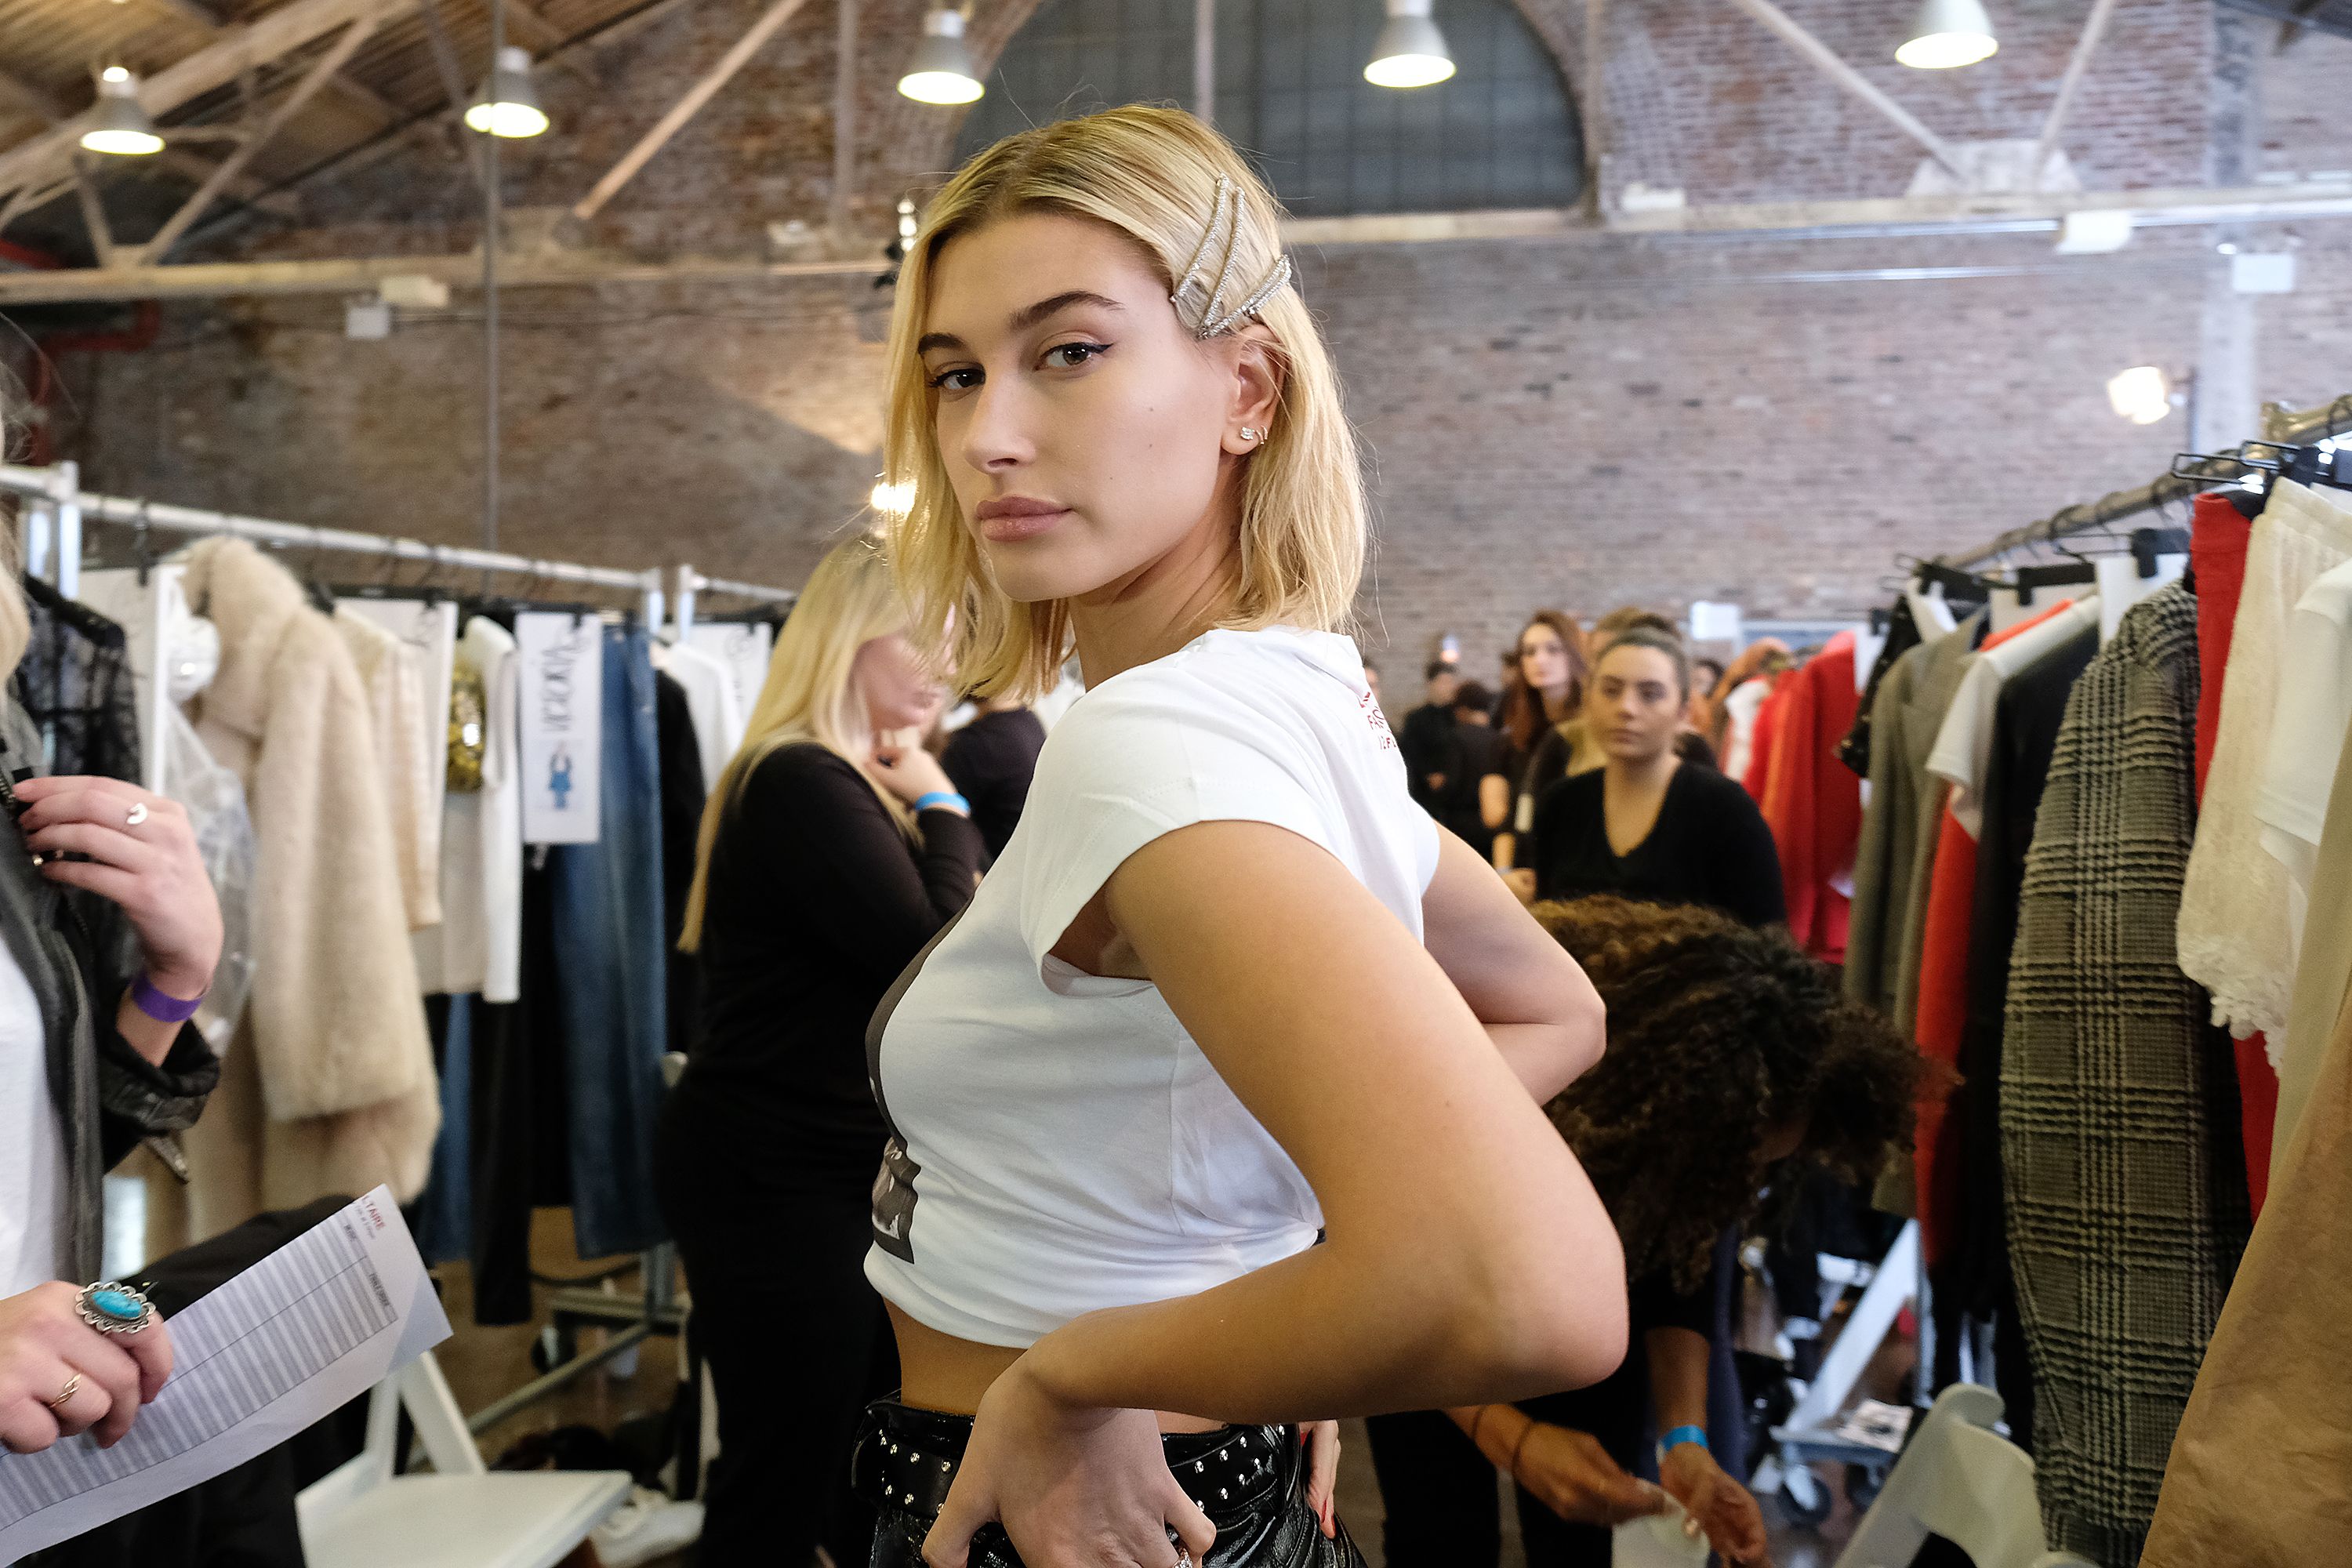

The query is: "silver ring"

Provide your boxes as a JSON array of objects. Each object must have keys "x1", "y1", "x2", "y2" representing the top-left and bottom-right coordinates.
[
  {"x1": 75, "y1": 1282, "x2": 154, "y2": 1335},
  {"x1": 125, "y1": 802, "x2": 149, "y2": 829},
  {"x1": 47, "y1": 1374, "x2": 82, "y2": 1410}
]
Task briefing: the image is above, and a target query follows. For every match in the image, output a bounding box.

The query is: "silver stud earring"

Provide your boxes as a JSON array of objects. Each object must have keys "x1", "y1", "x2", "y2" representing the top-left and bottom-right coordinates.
[{"x1": 1239, "y1": 426, "x2": 1261, "y2": 443}]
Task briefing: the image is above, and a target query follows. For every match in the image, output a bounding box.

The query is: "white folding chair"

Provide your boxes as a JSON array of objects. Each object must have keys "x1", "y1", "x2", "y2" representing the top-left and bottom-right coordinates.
[
  {"x1": 1833, "y1": 1385, "x2": 2096, "y2": 1568},
  {"x1": 296, "y1": 1351, "x2": 633, "y2": 1568}
]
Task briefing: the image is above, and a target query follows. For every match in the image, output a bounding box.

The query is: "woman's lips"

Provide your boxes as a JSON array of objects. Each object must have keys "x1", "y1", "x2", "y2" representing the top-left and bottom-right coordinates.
[{"x1": 980, "y1": 508, "x2": 1069, "y2": 543}]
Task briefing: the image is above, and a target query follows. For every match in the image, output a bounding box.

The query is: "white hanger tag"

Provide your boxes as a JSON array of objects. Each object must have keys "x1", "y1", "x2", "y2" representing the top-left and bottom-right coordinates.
[{"x1": 516, "y1": 612, "x2": 604, "y2": 844}]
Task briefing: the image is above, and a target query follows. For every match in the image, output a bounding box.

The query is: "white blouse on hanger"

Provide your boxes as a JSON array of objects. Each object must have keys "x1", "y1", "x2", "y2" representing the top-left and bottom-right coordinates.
[{"x1": 2180, "y1": 480, "x2": 2352, "y2": 1062}]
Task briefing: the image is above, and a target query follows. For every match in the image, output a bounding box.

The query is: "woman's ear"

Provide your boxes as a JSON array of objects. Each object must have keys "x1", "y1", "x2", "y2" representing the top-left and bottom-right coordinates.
[{"x1": 1221, "y1": 328, "x2": 1284, "y2": 456}]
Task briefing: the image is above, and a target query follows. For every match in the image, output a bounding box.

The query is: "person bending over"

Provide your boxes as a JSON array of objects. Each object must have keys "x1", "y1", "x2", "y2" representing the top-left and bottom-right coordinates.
[
  {"x1": 1371, "y1": 896, "x2": 1918, "y2": 1566},
  {"x1": 858, "y1": 105, "x2": 1626, "y2": 1568}
]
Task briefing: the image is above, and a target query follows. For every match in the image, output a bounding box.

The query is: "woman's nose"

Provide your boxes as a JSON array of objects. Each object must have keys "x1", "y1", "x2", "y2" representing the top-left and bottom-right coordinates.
[{"x1": 960, "y1": 383, "x2": 1035, "y2": 472}]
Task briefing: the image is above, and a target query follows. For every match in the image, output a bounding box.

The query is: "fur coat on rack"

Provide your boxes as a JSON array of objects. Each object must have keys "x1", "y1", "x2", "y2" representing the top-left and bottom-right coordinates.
[{"x1": 144, "y1": 536, "x2": 437, "y2": 1253}]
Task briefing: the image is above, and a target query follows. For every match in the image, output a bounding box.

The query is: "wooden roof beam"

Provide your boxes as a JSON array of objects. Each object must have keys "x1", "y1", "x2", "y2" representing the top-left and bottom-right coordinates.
[
  {"x1": 140, "y1": 0, "x2": 406, "y2": 128},
  {"x1": 0, "y1": 0, "x2": 398, "y2": 201},
  {"x1": 0, "y1": 64, "x2": 299, "y2": 222}
]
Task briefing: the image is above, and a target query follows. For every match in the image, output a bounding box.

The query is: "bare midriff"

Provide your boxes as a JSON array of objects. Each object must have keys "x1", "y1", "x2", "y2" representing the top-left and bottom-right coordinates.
[{"x1": 886, "y1": 1302, "x2": 1225, "y2": 1433}]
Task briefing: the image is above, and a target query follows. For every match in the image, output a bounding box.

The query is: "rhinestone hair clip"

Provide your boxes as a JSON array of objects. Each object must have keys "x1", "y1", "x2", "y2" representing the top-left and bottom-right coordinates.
[{"x1": 1169, "y1": 175, "x2": 1294, "y2": 340}]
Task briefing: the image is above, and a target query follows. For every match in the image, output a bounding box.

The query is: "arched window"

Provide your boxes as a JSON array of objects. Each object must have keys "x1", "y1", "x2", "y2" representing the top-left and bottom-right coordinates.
[{"x1": 953, "y1": 0, "x2": 1583, "y2": 215}]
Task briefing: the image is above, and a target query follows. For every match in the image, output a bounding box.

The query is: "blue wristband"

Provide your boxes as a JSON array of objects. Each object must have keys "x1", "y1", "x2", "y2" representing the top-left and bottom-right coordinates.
[
  {"x1": 1661, "y1": 1425, "x2": 1709, "y2": 1456},
  {"x1": 913, "y1": 791, "x2": 969, "y2": 815}
]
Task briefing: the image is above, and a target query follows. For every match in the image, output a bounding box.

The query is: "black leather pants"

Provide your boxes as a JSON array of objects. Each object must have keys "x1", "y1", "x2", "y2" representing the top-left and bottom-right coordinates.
[{"x1": 854, "y1": 1400, "x2": 1366, "y2": 1568}]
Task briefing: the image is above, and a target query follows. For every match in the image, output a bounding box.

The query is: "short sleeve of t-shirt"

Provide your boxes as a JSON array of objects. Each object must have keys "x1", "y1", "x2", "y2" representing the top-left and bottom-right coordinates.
[{"x1": 1014, "y1": 669, "x2": 1349, "y2": 978}]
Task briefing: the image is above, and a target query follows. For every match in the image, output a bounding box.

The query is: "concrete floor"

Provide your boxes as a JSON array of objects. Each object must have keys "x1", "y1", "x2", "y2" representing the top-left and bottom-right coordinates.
[{"x1": 432, "y1": 1214, "x2": 1867, "y2": 1567}]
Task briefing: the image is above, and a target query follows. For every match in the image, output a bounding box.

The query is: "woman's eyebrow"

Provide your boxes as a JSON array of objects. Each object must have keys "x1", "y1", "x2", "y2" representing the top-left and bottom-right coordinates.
[
  {"x1": 920, "y1": 290, "x2": 1127, "y2": 357},
  {"x1": 1009, "y1": 290, "x2": 1125, "y2": 332}
]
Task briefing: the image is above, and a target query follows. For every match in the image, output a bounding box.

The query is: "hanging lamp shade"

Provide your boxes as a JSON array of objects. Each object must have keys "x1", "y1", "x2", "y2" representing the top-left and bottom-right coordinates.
[
  {"x1": 898, "y1": 9, "x2": 984, "y2": 105},
  {"x1": 82, "y1": 68, "x2": 164, "y2": 156},
  {"x1": 466, "y1": 45, "x2": 549, "y2": 138},
  {"x1": 1365, "y1": 0, "x2": 1455, "y2": 87},
  {"x1": 1896, "y1": 0, "x2": 1998, "y2": 69}
]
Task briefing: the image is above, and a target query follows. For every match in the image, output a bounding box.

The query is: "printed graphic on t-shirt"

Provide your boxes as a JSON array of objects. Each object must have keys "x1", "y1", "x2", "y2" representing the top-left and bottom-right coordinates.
[
  {"x1": 1361, "y1": 689, "x2": 1398, "y2": 751},
  {"x1": 871, "y1": 1140, "x2": 921, "y2": 1261},
  {"x1": 864, "y1": 909, "x2": 968, "y2": 1267}
]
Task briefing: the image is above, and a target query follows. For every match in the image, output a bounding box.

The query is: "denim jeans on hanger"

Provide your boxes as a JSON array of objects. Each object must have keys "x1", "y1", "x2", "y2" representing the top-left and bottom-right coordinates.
[
  {"x1": 414, "y1": 993, "x2": 475, "y2": 1266},
  {"x1": 547, "y1": 622, "x2": 670, "y2": 1259}
]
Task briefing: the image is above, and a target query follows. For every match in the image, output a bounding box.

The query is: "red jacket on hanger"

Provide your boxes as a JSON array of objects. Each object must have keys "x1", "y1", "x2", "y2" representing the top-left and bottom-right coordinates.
[
  {"x1": 2191, "y1": 489, "x2": 2274, "y2": 1214},
  {"x1": 1756, "y1": 630, "x2": 1861, "y2": 962},
  {"x1": 1740, "y1": 673, "x2": 1789, "y2": 804}
]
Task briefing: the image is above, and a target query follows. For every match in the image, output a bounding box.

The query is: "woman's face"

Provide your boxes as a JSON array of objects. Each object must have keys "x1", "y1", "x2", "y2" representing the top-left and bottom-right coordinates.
[
  {"x1": 919, "y1": 211, "x2": 1276, "y2": 605},
  {"x1": 1519, "y1": 622, "x2": 1575, "y2": 696},
  {"x1": 1588, "y1": 644, "x2": 1686, "y2": 764},
  {"x1": 855, "y1": 633, "x2": 947, "y2": 733}
]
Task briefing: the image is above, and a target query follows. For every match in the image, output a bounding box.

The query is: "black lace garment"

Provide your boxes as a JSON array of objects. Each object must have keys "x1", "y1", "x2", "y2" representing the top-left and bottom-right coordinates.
[{"x1": 13, "y1": 575, "x2": 142, "y2": 782}]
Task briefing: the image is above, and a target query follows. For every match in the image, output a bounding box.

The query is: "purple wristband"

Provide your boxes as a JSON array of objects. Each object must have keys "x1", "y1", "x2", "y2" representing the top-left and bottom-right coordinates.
[{"x1": 129, "y1": 975, "x2": 205, "y2": 1024}]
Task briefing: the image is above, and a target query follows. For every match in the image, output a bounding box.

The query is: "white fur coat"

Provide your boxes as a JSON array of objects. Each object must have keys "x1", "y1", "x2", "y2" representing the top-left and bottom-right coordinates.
[{"x1": 147, "y1": 538, "x2": 437, "y2": 1250}]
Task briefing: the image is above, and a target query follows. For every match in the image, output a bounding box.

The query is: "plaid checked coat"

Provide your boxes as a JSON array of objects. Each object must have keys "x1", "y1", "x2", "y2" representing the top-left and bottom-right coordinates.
[{"x1": 1999, "y1": 583, "x2": 2252, "y2": 1566}]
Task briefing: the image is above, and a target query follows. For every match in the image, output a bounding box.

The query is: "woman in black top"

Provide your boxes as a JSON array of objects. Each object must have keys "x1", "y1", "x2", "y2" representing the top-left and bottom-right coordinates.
[
  {"x1": 1529, "y1": 627, "x2": 1784, "y2": 926},
  {"x1": 654, "y1": 535, "x2": 984, "y2": 1568}
]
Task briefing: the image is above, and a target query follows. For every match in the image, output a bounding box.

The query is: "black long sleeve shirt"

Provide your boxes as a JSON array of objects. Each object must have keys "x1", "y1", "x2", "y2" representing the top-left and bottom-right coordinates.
[
  {"x1": 682, "y1": 742, "x2": 983, "y2": 1179},
  {"x1": 1530, "y1": 761, "x2": 1787, "y2": 927}
]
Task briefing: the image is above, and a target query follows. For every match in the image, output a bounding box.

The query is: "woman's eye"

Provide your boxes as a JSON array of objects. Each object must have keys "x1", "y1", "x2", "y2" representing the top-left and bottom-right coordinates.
[
  {"x1": 928, "y1": 366, "x2": 980, "y2": 391},
  {"x1": 1042, "y1": 342, "x2": 1106, "y2": 370}
]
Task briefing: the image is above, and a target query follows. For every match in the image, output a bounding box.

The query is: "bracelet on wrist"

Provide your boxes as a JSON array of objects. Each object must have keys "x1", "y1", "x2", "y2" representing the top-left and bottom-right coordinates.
[
  {"x1": 1506, "y1": 1414, "x2": 1537, "y2": 1482},
  {"x1": 913, "y1": 790, "x2": 970, "y2": 815},
  {"x1": 1468, "y1": 1406, "x2": 1492, "y2": 1450},
  {"x1": 129, "y1": 973, "x2": 205, "y2": 1025},
  {"x1": 1659, "y1": 1424, "x2": 1710, "y2": 1460}
]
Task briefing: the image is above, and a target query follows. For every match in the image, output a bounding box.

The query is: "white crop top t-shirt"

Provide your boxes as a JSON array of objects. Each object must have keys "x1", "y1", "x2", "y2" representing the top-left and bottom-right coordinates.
[{"x1": 863, "y1": 626, "x2": 1440, "y2": 1348}]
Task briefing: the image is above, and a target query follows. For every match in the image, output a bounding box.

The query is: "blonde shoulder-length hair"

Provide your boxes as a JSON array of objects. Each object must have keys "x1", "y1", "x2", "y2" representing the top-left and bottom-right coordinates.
[
  {"x1": 881, "y1": 104, "x2": 1368, "y2": 701},
  {"x1": 679, "y1": 531, "x2": 913, "y2": 952}
]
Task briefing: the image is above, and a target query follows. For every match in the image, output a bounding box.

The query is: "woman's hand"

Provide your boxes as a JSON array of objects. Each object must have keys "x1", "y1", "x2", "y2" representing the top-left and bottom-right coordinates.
[
  {"x1": 1302, "y1": 1421, "x2": 1339, "y2": 1538},
  {"x1": 11, "y1": 777, "x2": 221, "y2": 1000},
  {"x1": 868, "y1": 739, "x2": 963, "y2": 812},
  {"x1": 1658, "y1": 1442, "x2": 1769, "y2": 1565},
  {"x1": 924, "y1": 1359, "x2": 1215, "y2": 1568},
  {"x1": 1512, "y1": 1421, "x2": 1668, "y2": 1527},
  {"x1": 0, "y1": 1282, "x2": 175, "y2": 1454}
]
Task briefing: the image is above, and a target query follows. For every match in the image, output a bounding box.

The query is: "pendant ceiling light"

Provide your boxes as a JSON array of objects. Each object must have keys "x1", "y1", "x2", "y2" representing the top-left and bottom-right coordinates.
[
  {"x1": 466, "y1": 45, "x2": 549, "y2": 138},
  {"x1": 82, "y1": 67, "x2": 164, "y2": 156},
  {"x1": 1365, "y1": 0, "x2": 1455, "y2": 88},
  {"x1": 1896, "y1": 0, "x2": 1998, "y2": 69},
  {"x1": 898, "y1": 8, "x2": 984, "y2": 105}
]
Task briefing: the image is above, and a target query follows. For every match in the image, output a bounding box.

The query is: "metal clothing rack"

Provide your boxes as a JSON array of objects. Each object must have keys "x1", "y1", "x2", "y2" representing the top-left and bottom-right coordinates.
[
  {"x1": 0, "y1": 460, "x2": 801, "y2": 1432},
  {"x1": 670, "y1": 564, "x2": 796, "y2": 637},
  {"x1": 0, "y1": 462, "x2": 675, "y2": 623},
  {"x1": 1938, "y1": 393, "x2": 2352, "y2": 572}
]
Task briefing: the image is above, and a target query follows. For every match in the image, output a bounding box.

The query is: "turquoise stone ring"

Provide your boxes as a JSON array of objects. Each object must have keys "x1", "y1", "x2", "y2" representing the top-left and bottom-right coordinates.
[{"x1": 75, "y1": 1281, "x2": 155, "y2": 1334}]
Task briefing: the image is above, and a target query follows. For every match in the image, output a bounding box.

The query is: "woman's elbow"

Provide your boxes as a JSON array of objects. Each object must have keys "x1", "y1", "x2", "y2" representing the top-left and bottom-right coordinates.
[
  {"x1": 1558, "y1": 983, "x2": 1606, "y2": 1083},
  {"x1": 1508, "y1": 1240, "x2": 1628, "y2": 1392},
  {"x1": 1450, "y1": 1206, "x2": 1630, "y2": 1399}
]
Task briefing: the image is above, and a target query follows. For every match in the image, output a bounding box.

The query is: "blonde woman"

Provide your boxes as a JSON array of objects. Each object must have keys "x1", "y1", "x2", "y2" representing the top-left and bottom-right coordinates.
[
  {"x1": 855, "y1": 107, "x2": 1625, "y2": 1568},
  {"x1": 653, "y1": 533, "x2": 980, "y2": 1568},
  {"x1": 0, "y1": 562, "x2": 224, "y2": 1457}
]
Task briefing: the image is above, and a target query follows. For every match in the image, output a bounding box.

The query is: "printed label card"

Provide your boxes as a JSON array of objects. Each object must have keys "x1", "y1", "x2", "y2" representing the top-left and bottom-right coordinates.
[{"x1": 516, "y1": 612, "x2": 604, "y2": 844}]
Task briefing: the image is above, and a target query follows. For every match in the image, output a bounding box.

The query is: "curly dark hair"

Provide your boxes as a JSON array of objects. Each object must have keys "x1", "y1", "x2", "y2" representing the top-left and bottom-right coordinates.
[{"x1": 1535, "y1": 897, "x2": 1923, "y2": 1292}]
